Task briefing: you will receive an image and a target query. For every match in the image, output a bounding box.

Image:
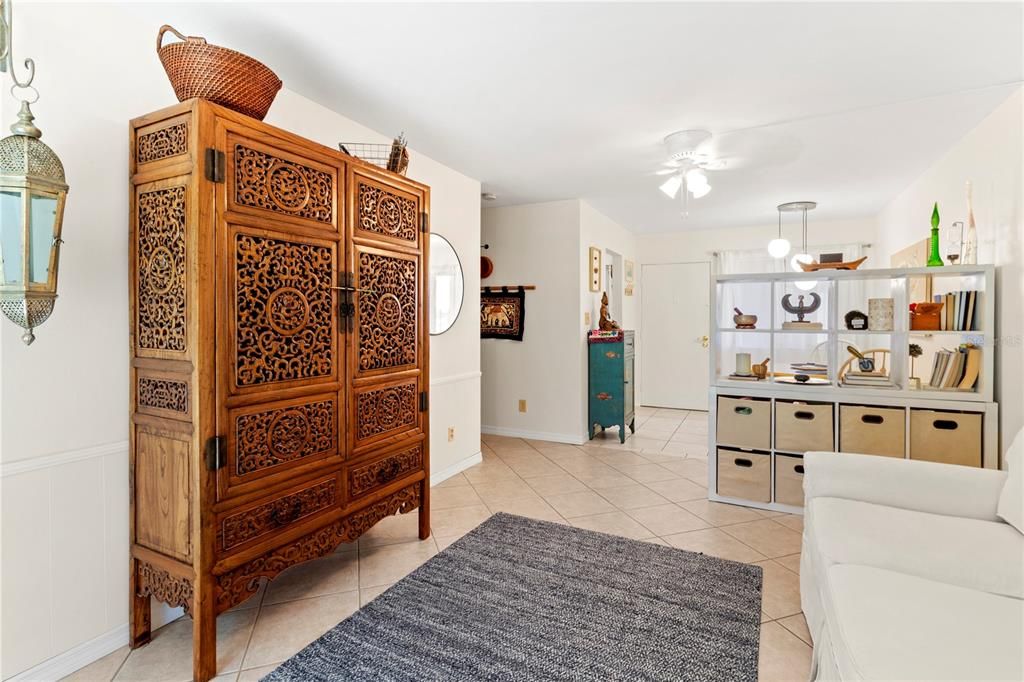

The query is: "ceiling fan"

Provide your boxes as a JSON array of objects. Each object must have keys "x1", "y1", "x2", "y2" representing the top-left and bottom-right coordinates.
[{"x1": 654, "y1": 130, "x2": 725, "y2": 205}]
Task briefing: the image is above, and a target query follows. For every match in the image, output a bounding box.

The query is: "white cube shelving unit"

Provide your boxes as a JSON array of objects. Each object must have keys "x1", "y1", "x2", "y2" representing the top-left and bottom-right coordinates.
[{"x1": 707, "y1": 265, "x2": 999, "y2": 515}]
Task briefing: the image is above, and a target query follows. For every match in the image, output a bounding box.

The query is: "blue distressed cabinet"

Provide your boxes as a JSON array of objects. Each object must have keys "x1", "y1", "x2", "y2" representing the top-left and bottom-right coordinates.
[{"x1": 588, "y1": 330, "x2": 636, "y2": 443}]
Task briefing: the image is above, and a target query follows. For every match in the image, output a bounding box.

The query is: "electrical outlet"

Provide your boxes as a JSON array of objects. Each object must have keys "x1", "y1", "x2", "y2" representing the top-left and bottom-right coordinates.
[
  {"x1": 447, "y1": 427, "x2": 455, "y2": 442},
  {"x1": 518, "y1": 399, "x2": 527, "y2": 413},
  {"x1": 584, "y1": 312, "x2": 591, "y2": 326}
]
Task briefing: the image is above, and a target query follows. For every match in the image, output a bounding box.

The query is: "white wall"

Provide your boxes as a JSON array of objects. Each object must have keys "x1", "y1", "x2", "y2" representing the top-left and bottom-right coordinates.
[
  {"x1": 579, "y1": 202, "x2": 638, "y2": 438},
  {"x1": 875, "y1": 87, "x2": 1023, "y2": 459},
  {"x1": 480, "y1": 200, "x2": 636, "y2": 443},
  {"x1": 0, "y1": 4, "x2": 480, "y2": 678},
  {"x1": 480, "y1": 201, "x2": 582, "y2": 443}
]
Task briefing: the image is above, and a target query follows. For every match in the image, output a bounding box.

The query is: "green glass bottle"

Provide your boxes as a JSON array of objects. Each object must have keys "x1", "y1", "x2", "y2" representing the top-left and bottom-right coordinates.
[{"x1": 927, "y1": 202, "x2": 944, "y2": 266}]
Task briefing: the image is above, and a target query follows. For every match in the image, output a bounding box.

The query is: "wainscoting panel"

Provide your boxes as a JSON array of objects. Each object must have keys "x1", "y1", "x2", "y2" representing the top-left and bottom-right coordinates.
[
  {"x1": 1, "y1": 444, "x2": 180, "y2": 680},
  {"x1": 0, "y1": 374, "x2": 481, "y2": 679}
]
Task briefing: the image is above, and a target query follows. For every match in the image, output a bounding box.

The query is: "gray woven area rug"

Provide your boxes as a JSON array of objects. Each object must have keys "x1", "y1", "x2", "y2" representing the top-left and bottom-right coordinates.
[{"x1": 263, "y1": 512, "x2": 762, "y2": 682}]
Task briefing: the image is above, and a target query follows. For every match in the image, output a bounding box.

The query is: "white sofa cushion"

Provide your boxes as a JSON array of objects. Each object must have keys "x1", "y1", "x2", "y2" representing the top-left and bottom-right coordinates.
[
  {"x1": 822, "y1": 564, "x2": 1023, "y2": 681},
  {"x1": 997, "y1": 429, "x2": 1024, "y2": 534},
  {"x1": 806, "y1": 497, "x2": 1024, "y2": 599}
]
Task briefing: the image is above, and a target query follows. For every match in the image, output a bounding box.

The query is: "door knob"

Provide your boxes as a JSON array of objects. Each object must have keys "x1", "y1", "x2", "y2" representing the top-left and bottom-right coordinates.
[{"x1": 700, "y1": 335, "x2": 709, "y2": 348}]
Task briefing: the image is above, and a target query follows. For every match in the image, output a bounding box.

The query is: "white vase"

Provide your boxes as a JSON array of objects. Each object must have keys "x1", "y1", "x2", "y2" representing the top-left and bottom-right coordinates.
[{"x1": 868, "y1": 298, "x2": 894, "y2": 331}]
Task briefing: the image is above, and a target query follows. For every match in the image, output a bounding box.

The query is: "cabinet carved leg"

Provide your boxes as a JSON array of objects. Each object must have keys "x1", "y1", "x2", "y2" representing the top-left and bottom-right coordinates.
[
  {"x1": 129, "y1": 559, "x2": 151, "y2": 648},
  {"x1": 418, "y1": 478, "x2": 431, "y2": 540},
  {"x1": 192, "y1": 578, "x2": 217, "y2": 682}
]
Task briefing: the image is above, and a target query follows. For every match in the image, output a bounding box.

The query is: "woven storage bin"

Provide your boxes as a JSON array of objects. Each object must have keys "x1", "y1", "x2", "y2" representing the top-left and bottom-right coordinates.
[{"x1": 157, "y1": 25, "x2": 282, "y2": 121}]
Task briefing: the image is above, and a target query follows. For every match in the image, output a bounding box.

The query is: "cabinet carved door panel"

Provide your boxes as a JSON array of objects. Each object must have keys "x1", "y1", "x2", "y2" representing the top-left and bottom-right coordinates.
[
  {"x1": 216, "y1": 121, "x2": 346, "y2": 502},
  {"x1": 352, "y1": 168, "x2": 421, "y2": 250},
  {"x1": 347, "y1": 165, "x2": 427, "y2": 460},
  {"x1": 226, "y1": 132, "x2": 339, "y2": 233}
]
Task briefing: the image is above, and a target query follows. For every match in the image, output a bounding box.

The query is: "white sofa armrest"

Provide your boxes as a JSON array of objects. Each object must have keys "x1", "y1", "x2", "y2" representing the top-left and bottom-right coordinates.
[{"x1": 803, "y1": 451, "x2": 1007, "y2": 521}]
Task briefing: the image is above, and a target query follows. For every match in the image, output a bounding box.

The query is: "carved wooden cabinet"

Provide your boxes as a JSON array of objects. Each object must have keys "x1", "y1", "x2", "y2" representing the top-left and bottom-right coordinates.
[{"x1": 128, "y1": 99, "x2": 430, "y2": 681}]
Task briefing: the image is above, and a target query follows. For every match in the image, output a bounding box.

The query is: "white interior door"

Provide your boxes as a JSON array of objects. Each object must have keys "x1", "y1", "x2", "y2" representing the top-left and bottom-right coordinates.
[{"x1": 640, "y1": 262, "x2": 710, "y2": 410}]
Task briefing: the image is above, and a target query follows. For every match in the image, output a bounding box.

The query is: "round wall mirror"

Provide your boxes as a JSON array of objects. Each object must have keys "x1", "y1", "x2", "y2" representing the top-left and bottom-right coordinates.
[{"x1": 429, "y1": 233, "x2": 464, "y2": 335}]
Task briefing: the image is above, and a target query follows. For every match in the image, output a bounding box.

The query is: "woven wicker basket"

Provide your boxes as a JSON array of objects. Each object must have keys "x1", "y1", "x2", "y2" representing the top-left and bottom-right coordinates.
[{"x1": 157, "y1": 25, "x2": 282, "y2": 121}]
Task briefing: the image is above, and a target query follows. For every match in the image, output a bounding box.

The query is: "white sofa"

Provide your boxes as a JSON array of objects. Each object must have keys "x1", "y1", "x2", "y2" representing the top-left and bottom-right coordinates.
[{"x1": 801, "y1": 451, "x2": 1024, "y2": 681}]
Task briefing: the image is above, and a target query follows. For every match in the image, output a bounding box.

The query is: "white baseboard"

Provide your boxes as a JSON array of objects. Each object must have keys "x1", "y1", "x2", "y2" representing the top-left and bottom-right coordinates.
[
  {"x1": 9, "y1": 623, "x2": 128, "y2": 682},
  {"x1": 480, "y1": 425, "x2": 585, "y2": 446},
  {"x1": 430, "y1": 451, "x2": 482, "y2": 487}
]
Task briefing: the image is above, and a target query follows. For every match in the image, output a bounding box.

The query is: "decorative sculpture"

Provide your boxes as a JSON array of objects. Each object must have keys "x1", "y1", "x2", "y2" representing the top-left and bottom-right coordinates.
[
  {"x1": 598, "y1": 292, "x2": 620, "y2": 331},
  {"x1": 781, "y1": 293, "x2": 822, "y2": 329}
]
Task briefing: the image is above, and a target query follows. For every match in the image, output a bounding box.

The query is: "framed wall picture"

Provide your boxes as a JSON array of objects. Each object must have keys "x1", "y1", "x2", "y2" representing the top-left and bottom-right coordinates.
[
  {"x1": 589, "y1": 247, "x2": 602, "y2": 292},
  {"x1": 890, "y1": 238, "x2": 933, "y2": 303},
  {"x1": 624, "y1": 259, "x2": 635, "y2": 296}
]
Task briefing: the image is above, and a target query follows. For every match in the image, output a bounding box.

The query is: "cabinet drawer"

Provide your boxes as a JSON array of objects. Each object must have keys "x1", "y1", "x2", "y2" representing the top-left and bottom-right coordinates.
[
  {"x1": 775, "y1": 401, "x2": 833, "y2": 453},
  {"x1": 910, "y1": 410, "x2": 982, "y2": 467},
  {"x1": 775, "y1": 454, "x2": 805, "y2": 507},
  {"x1": 717, "y1": 396, "x2": 771, "y2": 449},
  {"x1": 839, "y1": 405, "x2": 905, "y2": 458},
  {"x1": 717, "y1": 448, "x2": 770, "y2": 503},
  {"x1": 347, "y1": 440, "x2": 425, "y2": 501},
  {"x1": 216, "y1": 473, "x2": 340, "y2": 555}
]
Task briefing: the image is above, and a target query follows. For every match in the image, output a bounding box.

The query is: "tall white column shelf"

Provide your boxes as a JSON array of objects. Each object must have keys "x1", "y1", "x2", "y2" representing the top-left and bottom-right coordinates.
[{"x1": 708, "y1": 265, "x2": 999, "y2": 515}]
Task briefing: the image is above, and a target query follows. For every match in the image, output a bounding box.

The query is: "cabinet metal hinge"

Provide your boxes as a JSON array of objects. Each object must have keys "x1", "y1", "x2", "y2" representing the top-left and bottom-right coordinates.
[
  {"x1": 419, "y1": 391, "x2": 429, "y2": 412},
  {"x1": 205, "y1": 436, "x2": 226, "y2": 470},
  {"x1": 204, "y1": 148, "x2": 225, "y2": 183},
  {"x1": 420, "y1": 211, "x2": 428, "y2": 233}
]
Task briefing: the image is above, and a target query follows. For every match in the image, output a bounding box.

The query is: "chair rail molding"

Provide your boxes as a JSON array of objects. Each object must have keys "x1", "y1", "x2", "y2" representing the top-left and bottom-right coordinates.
[
  {"x1": 429, "y1": 370, "x2": 482, "y2": 387},
  {"x1": 0, "y1": 440, "x2": 129, "y2": 478}
]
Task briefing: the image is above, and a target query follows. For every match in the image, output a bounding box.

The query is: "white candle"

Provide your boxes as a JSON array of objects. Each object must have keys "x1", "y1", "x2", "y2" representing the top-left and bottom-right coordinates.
[{"x1": 736, "y1": 352, "x2": 752, "y2": 375}]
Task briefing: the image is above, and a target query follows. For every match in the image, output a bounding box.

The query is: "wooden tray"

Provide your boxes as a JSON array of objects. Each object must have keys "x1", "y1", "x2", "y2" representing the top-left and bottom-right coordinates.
[{"x1": 798, "y1": 256, "x2": 868, "y2": 272}]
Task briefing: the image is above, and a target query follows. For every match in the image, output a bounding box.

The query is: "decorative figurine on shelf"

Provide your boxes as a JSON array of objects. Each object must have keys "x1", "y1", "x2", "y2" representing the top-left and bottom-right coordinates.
[
  {"x1": 781, "y1": 293, "x2": 823, "y2": 329},
  {"x1": 733, "y1": 308, "x2": 758, "y2": 329},
  {"x1": 927, "y1": 202, "x2": 944, "y2": 266},
  {"x1": 844, "y1": 309, "x2": 869, "y2": 330},
  {"x1": 963, "y1": 181, "x2": 978, "y2": 265},
  {"x1": 909, "y1": 343, "x2": 923, "y2": 389},
  {"x1": 598, "y1": 291, "x2": 620, "y2": 331}
]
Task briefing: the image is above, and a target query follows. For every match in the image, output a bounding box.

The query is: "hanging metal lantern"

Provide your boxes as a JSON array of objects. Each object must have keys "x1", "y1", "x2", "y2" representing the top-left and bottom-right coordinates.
[{"x1": 0, "y1": 0, "x2": 69, "y2": 345}]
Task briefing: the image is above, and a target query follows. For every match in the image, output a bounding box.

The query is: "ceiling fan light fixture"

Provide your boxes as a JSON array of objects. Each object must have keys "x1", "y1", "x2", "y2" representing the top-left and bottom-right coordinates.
[
  {"x1": 685, "y1": 168, "x2": 711, "y2": 197},
  {"x1": 659, "y1": 174, "x2": 683, "y2": 199},
  {"x1": 690, "y1": 181, "x2": 711, "y2": 198}
]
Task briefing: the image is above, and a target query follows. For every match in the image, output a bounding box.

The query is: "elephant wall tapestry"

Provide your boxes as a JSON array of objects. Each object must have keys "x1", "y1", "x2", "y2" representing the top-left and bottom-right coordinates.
[{"x1": 481, "y1": 287, "x2": 526, "y2": 341}]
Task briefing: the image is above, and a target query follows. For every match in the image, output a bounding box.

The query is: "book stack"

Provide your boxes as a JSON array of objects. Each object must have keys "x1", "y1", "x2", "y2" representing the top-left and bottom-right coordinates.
[
  {"x1": 842, "y1": 370, "x2": 896, "y2": 388},
  {"x1": 935, "y1": 290, "x2": 980, "y2": 331},
  {"x1": 928, "y1": 345, "x2": 981, "y2": 390},
  {"x1": 790, "y1": 362, "x2": 828, "y2": 377}
]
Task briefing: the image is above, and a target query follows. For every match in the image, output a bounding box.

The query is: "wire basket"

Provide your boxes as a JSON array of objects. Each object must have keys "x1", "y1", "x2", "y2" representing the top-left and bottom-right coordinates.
[{"x1": 338, "y1": 135, "x2": 409, "y2": 176}]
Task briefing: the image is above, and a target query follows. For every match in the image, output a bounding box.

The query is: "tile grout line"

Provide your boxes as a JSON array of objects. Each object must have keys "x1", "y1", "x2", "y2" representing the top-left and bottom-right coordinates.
[{"x1": 235, "y1": 579, "x2": 267, "y2": 677}]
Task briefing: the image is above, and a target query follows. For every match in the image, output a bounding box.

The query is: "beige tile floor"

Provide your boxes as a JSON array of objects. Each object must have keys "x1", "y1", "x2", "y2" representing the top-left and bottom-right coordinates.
[{"x1": 66, "y1": 407, "x2": 811, "y2": 682}]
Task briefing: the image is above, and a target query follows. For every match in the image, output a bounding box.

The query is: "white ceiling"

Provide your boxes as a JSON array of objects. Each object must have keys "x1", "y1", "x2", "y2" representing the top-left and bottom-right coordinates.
[{"x1": 131, "y1": 2, "x2": 1022, "y2": 233}]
